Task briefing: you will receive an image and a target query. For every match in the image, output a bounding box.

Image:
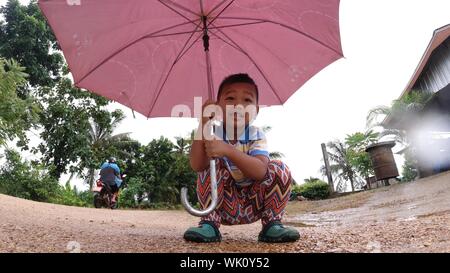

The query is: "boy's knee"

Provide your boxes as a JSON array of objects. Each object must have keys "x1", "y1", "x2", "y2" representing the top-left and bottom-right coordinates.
[
  {"x1": 264, "y1": 160, "x2": 292, "y2": 185},
  {"x1": 268, "y1": 160, "x2": 291, "y2": 175}
]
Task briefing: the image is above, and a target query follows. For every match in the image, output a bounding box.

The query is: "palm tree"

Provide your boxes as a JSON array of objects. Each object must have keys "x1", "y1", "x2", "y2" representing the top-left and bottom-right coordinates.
[
  {"x1": 367, "y1": 91, "x2": 433, "y2": 180},
  {"x1": 366, "y1": 91, "x2": 433, "y2": 144},
  {"x1": 81, "y1": 110, "x2": 136, "y2": 189},
  {"x1": 321, "y1": 140, "x2": 358, "y2": 192},
  {"x1": 174, "y1": 136, "x2": 190, "y2": 155},
  {"x1": 304, "y1": 177, "x2": 320, "y2": 183}
]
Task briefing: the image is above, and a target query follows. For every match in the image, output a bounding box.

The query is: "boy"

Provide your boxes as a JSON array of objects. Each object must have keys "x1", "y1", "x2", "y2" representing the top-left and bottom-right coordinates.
[{"x1": 184, "y1": 73, "x2": 299, "y2": 243}]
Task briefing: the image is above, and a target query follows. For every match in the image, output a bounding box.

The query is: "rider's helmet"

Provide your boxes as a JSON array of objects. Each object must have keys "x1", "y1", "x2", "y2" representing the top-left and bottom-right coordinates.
[{"x1": 108, "y1": 157, "x2": 116, "y2": 163}]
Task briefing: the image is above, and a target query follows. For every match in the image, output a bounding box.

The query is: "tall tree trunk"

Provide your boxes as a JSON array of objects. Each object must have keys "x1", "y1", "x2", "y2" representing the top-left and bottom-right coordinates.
[
  {"x1": 349, "y1": 175, "x2": 355, "y2": 192},
  {"x1": 88, "y1": 168, "x2": 95, "y2": 190}
]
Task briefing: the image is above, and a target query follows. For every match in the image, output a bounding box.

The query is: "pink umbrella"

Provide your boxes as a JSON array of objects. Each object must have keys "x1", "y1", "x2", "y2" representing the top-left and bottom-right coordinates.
[{"x1": 39, "y1": 0, "x2": 343, "y2": 216}]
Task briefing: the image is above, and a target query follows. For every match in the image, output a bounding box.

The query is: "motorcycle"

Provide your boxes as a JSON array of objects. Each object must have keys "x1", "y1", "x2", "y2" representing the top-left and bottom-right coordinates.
[{"x1": 93, "y1": 174, "x2": 127, "y2": 209}]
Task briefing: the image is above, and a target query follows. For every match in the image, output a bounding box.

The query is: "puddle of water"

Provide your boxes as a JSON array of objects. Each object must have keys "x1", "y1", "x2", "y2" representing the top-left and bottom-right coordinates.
[
  {"x1": 283, "y1": 221, "x2": 316, "y2": 228},
  {"x1": 397, "y1": 216, "x2": 417, "y2": 222}
]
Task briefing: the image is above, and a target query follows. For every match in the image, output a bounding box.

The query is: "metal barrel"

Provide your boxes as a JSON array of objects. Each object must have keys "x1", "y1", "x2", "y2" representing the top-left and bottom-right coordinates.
[{"x1": 365, "y1": 141, "x2": 399, "y2": 181}]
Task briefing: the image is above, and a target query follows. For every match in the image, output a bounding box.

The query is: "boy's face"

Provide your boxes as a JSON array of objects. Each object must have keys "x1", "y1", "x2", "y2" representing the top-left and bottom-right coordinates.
[{"x1": 217, "y1": 82, "x2": 259, "y2": 130}]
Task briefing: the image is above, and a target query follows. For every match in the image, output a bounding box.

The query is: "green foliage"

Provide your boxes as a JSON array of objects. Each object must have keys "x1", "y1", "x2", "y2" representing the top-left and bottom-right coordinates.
[
  {"x1": 401, "y1": 161, "x2": 418, "y2": 182},
  {"x1": 119, "y1": 136, "x2": 197, "y2": 208},
  {"x1": 78, "y1": 109, "x2": 140, "y2": 189},
  {"x1": 119, "y1": 177, "x2": 146, "y2": 208},
  {"x1": 321, "y1": 131, "x2": 379, "y2": 192},
  {"x1": 77, "y1": 189, "x2": 94, "y2": 206},
  {"x1": 292, "y1": 180, "x2": 330, "y2": 200},
  {"x1": 0, "y1": 0, "x2": 63, "y2": 87},
  {"x1": 303, "y1": 176, "x2": 321, "y2": 183},
  {"x1": 345, "y1": 130, "x2": 379, "y2": 180},
  {"x1": 49, "y1": 182, "x2": 92, "y2": 207},
  {"x1": 0, "y1": 149, "x2": 58, "y2": 201},
  {"x1": 366, "y1": 91, "x2": 433, "y2": 144},
  {"x1": 401, "y1": 149, "x2": 418, "y2": 182},
  {"x1": 0, "y1": 58, "x2": 40, "y2": 147},
  {"x1": 321, "y1": 140, "x2": 358, "y2": 192},
  {"x1": 35, "y1": 78, "x2": 111, "y2": 179}
]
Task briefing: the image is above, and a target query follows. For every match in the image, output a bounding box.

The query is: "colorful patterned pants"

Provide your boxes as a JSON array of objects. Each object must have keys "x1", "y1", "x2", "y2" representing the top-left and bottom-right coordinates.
[{"x1": 196, "y1": 159, "x2": 292, "y2": 228}]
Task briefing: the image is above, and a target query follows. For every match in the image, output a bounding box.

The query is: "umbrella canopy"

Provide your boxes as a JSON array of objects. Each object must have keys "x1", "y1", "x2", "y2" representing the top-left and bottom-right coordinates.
[{"x1": 39, "y1": 0, "x2": 343, "y2": 118}]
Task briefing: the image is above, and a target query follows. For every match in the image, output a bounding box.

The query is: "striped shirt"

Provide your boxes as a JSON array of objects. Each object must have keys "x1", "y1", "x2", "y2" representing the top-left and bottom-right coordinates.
[{"x1": 214, "y1": 125, "x2": 269, "y2": 186}]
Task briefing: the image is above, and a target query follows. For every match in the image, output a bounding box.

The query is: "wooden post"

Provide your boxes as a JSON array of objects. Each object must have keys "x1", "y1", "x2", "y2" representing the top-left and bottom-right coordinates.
[{"x1": 321, "y1": 143, "x2": 334, "y2": 193}]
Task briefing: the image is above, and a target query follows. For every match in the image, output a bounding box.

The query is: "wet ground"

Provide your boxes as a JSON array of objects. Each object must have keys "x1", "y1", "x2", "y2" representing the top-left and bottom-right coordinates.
[{"x1": 1, "y1": 171, "x2": 449, "y2": 253}]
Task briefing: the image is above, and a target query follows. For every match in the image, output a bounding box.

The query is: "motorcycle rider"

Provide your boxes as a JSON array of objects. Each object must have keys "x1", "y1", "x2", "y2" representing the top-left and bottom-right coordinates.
[{"x1": 99, "y1": 157, "x2": 121, "y2": 206}]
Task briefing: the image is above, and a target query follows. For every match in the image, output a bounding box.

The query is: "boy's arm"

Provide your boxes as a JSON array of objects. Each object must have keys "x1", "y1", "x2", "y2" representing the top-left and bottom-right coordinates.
[
  {"x1": 225, "y1": 148, "x2": 269, "y2": 181},
  {"x1": 204, "y1": 140, "x2": 269, "y2": 181}
]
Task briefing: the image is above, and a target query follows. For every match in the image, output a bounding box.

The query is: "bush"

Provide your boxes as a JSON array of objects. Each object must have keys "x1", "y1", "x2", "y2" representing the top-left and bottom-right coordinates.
[
  {"x1": 49, "y1": 182, "x2": 92, "y2": 207},
  {"x1": 292, "y1": 180, "x2": 330, "y2": 200},
  {"x1": 0, "y1": 150, "x2": 59, "y2": 202},
  {"x1": 118, "y1": 177, "x2": 146, "y2": 208},
  {"x1": 401, "y1": 159, "x2": 418, "y2": 182}
]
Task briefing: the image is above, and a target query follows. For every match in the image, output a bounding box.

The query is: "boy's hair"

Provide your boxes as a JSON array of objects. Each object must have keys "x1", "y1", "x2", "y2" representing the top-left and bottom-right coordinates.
[{"x1": 217, "y1": 73, "x2": 259, "y2": 102}]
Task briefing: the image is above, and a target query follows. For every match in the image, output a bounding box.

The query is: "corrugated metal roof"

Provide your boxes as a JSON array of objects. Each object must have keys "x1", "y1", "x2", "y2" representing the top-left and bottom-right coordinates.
[
  {"x1": 413, "y1": 37, "x2": 450, "y2": 94},
  {"x1": 383, "y1": 24, "x2": 450, "y2": 127},
  {"x1": 401, "y1": 24, "x2": 450, "y2": 96}
]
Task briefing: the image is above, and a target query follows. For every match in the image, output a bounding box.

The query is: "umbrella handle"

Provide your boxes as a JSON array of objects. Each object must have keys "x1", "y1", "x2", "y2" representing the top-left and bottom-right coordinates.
[{"x1": 181, "y1": 159, "x2": 218, "y2": 217}]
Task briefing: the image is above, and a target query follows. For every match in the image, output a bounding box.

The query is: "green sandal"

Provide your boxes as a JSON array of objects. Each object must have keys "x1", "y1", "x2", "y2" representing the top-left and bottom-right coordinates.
[
  {"x1": 183, "y1": 221, "x2": 222, "y2": 243},
  {"x1": 258, "y1": 221, "x2": 300, "y2": 243}
]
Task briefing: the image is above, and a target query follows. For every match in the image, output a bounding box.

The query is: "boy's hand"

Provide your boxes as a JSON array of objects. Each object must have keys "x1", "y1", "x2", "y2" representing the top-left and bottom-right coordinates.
[
  {"x1": 204, "y1": 139, "x2": 231, "y2": 158},
  {"x1": 201, "y1": 99, "x2": 220, "y2": 125}
]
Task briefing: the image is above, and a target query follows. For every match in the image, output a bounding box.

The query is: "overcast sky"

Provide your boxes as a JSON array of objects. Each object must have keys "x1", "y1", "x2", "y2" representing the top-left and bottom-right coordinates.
[{"x1": 2, "y1": 0, "x2": 450, "y2": 190}]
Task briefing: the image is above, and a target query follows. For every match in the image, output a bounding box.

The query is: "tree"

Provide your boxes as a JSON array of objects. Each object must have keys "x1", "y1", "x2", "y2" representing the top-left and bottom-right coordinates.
[
  {"x1": 120, "y1": 136, "x2": 197, "y2": 208},
  {"x1": 174, "y1": 136, "x2": 191, "y2": 155},
  {"x1": 0, "y1": 149, "x2": 59, "y2": 202},
  {"x1": 321, "y1": 140, "x2": 359, "y2": 192},
  {"x1": 304, "y1": 177, "x2": 321, "y2": 183},
  {"x1": 367, "y1": 91, "x2": 433, "y2": 180},
  {"x1": 345, "y1": 131, "x2": 379, "y2": 186},
  {"x1": 366, "y1": 91, "x2": 433, "y2": 145},
  {"x1": 0, "y1": 0, "x2": 63, "y2": 88},
  {"x1": 49, "y1": 181, "x2": 92, "y2": 207},
  {"x1": 35, "y1": 77, "x2": 111, "y2": 180},
  {"x1": 128, "y1": 137, "x2": 177, "y2": 204},
  {"x1": 401, "y1": 148, "x2": 419, "y2": 182},
  {"x1": 0, "y1": 58, "x2": 39, "y2": 148},
  {"x1": 79, "y1": 109, "x2": 140, "y2": 190}
]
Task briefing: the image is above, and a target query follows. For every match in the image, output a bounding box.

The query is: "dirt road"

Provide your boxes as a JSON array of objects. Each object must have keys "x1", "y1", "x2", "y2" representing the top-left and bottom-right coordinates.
[{"x1": 1, "y1": 172, "x2": 449, "y2": 253}]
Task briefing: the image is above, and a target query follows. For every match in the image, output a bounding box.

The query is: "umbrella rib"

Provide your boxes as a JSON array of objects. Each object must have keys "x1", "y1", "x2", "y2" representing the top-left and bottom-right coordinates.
[
  {"x1": 159, "y1": 0, "x2": 200, "y2": 17},
  {"x1": 148, "y1": 20, "x2": 267, "y2": 38},
  {"x1": 146, "y1": 23, "x2": 205, "y2": 117},
  {"x1": 75, "y1": 20, "x2": 200, "y2": 85},
  {"x1": 209, "y1": 24, "x2": 284, "y2": 104},
  {"x1": 206, "y1": 0, "x2": 228, "y2": 17},
  {"x1": 176, "y1": 31, "x2": 207, "y2": 63},
  {"x1": 217, "y1": 16, "x2": 343, "y2": 57},
  {"x1": 206, "y1": 0, "x2": 236, "y2": 28},
  {"x1": 157, "y1": 0, "x2": 199, "y2": 29}
]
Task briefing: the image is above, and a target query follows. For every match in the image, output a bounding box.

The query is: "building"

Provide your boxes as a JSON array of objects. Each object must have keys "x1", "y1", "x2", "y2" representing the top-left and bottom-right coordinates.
[{"x1": 387, "y1": 24, "x2": 450, "y2": 178}]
